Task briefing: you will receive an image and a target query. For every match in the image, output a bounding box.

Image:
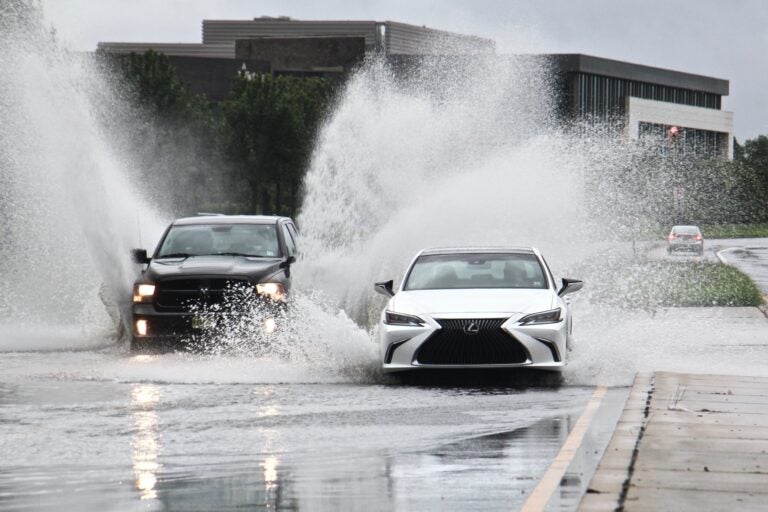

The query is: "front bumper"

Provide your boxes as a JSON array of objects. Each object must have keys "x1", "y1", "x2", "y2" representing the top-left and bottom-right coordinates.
[
  {"x1": 131, "y1": 302, "x2": 282, "y2": 350},
  {"x1": 378, "y1": 313, "x2": 568, "y2": 373}
]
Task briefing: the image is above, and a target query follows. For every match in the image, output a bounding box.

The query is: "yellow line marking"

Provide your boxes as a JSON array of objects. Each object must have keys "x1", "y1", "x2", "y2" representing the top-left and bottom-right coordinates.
[{"x1": 520, "y1": 385, "x2": 608, "y2": 512}]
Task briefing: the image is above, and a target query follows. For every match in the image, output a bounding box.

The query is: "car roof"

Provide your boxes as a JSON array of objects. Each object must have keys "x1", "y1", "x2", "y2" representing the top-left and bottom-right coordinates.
[
  {"x1": 172, "y1": 215, "x2": 291, "y2": 226},
  {"x1": 419, "y1": 246, "x2": 538, "y2": 256},
  {"x1": 671, "y1": 225, "x2": 700, "y2": 231}
]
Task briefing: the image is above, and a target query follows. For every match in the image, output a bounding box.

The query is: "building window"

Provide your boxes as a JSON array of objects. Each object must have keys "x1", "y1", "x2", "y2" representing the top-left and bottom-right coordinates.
[{"x1": 638, "y1": 122, "x2": 725, "y2": 158}]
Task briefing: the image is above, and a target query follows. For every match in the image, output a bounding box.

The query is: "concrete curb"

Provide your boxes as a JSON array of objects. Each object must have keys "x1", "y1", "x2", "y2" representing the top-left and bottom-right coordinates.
[
  {"x1": 581, "y1": 372, "x2": 768, "y2": 511},
  {"x1": 715, "y1": 248, "x2": 731, "y2": 265},
  {"x1": 578, "y1": 372, "x2": 654, "y2": 511}
]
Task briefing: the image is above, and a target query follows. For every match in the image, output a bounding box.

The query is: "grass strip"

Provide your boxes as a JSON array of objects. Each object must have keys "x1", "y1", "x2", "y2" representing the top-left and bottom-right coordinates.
[
  {"x1": 699, "y1": 223, "x2": 768, "y2": 239},
  {"x1": 589, "y1": 260, "x2": 763, "y2": 308}
]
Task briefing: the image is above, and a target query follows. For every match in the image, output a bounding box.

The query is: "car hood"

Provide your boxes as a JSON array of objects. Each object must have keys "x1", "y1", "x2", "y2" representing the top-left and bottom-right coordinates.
[
  {"x1": 146, "y1": 256, "x2": 283, "y2": 282},
  {"x1": 391, "y1": 288, "x2": 556, "y2": 316}
]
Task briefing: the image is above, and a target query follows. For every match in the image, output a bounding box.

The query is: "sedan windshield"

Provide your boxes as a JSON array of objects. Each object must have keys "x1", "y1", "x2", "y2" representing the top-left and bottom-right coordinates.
[
  {"x1": 156, "y1": 224, "x2": 280, "y2": 258},
  {"x1": 404, "y1": 253, "x2": 548, "y2": 290}
]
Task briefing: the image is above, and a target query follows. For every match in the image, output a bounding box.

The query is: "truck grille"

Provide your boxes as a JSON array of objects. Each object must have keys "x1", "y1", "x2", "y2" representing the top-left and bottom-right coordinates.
[
  {"x1": 415, "y1": 318, "x2": 528, "y2": 365},
  {"x1": 155, "y1": 278, "x2": 251, "y2": 311}
]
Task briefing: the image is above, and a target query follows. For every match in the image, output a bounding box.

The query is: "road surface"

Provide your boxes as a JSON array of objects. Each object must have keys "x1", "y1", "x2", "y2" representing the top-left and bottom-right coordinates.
[
  {"x1": 0, "y1": 349, "x2": 627, "y2": 511},
  {"x1": 2, "y1": 237, "x2": 767, "y2": 511}
]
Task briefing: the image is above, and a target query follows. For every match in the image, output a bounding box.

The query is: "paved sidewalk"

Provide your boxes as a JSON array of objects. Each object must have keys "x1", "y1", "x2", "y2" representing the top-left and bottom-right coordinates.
[{"x1": 579, "y1": 372, "x2": 768, "y2": 511}]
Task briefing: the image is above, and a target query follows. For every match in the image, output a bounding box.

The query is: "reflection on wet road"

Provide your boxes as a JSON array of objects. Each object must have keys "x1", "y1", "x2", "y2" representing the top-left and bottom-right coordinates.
[
  {"x1": 0, "y1": 352, "x2": 627, "y2": 511},
  {"x1": 131, "y1": 384, "x2": 161, "y2": 501}
]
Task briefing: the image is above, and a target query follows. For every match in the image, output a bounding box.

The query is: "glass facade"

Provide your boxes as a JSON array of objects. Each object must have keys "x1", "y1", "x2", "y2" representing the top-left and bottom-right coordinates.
[
  {"x1": 569, "y1": 72, "x2": 721, "y2": 121},
  {"x1": 554, "y1": 68, "x2": 729, "y2": 158}
]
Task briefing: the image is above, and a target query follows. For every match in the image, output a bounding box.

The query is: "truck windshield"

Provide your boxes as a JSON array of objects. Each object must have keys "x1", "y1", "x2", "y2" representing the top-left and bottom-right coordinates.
[{"x1": 156, "y1": 224, "x2": 281, "y2": 258}]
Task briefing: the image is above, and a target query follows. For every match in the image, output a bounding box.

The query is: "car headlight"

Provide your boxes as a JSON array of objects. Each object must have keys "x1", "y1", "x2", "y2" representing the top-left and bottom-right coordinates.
[
  {"x1": 518, "y1": 308, "x2": 562, "y2": 325},
  {"x1": 133, "y1": 284, "x2": 156, "y2": 303},
  {"x1": 256, "y1": 282, "x2": 286, "y2": 302},
  {"x1": 384, "y1": 311, "x2": 425, "y2": 326}
]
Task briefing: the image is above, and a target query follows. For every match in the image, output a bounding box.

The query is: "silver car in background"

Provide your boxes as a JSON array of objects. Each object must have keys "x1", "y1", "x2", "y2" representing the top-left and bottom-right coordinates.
[
  {"x1": 374, "y1": 247, "x2": 583, "y2": 373},
  {"x1": 667, "y1": 225, "x2": 704, "y2": 255}
]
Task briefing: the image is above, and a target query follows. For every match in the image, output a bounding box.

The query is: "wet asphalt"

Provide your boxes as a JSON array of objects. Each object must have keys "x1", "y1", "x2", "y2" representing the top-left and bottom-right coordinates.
[
  {"x1": 0, "y1": 350, "x2": 627, "y2": 512},
  {"x1": 3, "y1": 237, "x2": 766, "y2": 511}
]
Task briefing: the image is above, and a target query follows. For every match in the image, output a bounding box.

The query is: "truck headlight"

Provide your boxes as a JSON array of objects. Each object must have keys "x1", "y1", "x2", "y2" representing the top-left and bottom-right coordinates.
[
  {"x1": 135, "y1": 319, "x2": 148, "y2": 336},
  {"x1": 256, "y1": 283, "x2": 286, "y2": 302},
  {"x1": 133, "y1": 284, "x2": 156, "y2": 303}
]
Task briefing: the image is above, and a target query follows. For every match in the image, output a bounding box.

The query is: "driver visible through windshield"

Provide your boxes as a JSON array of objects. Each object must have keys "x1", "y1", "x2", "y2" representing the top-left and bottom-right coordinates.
[{"x1": 156, "y1": 224, "x2": 281, "y2": 258}]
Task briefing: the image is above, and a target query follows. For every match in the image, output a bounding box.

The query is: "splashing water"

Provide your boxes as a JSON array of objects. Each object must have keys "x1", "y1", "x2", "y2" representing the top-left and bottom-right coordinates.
[
  {"x1": 0, "y1": 4, "x2": 167, "y2": 349},
  {"x1": 295, "y1": 55, "x2": 768, "y2": 386},
  {"x1": 297, "y1": 56, "x2": 597, "y2": 324},
  {"x1": 0, "y1": 5, "x2": 377, "y2": 382},
  {"x1": 186, "y1": 286, "x2": 378, "y2": 381}
]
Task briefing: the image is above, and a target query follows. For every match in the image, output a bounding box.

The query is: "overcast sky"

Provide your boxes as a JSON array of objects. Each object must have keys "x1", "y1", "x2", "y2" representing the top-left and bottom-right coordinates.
[{"x1": 41, "y1": 0, "x2": 767, "y2": 141}]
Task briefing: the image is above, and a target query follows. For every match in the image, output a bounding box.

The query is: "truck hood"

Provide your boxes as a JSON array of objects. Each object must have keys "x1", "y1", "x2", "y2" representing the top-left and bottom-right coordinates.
[{"x1": 145, "y1": 255, "x2": 284, "y2": 282}]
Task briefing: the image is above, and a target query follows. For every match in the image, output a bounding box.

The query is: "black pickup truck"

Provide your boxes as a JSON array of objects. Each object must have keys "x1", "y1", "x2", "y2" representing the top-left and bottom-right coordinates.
[{"x1": 130, "y1": 215, "x2": 298, "y2": 351}]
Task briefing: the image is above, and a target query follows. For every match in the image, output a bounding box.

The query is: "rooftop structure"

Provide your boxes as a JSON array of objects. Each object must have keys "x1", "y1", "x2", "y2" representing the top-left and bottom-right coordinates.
[
  {"x1": 99, "y1": 17, "x2": 495, "y2": 58},
  {"x1": 98, "y1": 17, "x2": 734, "y2": 159}
]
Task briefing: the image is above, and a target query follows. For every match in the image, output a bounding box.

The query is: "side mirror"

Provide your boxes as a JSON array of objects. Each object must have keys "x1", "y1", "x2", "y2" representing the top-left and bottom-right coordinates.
[
  {"x1": 280, "y1": 256, "x2": 296, "y2": 278},
  {"x1": 558, "y1": 278, "x2": 583, "y2": 297},
  {"x1": 131, "y1": 248, "x2": 150, "y2": 265},
  {"x1": 374, "y1": 280, "x2": 395, "y2": 297},
  {"x1": 279, "y1": 256, "x2": 296, "y2": 269}
]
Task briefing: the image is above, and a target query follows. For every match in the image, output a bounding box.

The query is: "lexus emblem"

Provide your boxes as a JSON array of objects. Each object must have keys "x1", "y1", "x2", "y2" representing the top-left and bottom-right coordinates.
[{"x1": 463, "y1": 322, "x2": 480, "y2": 335}]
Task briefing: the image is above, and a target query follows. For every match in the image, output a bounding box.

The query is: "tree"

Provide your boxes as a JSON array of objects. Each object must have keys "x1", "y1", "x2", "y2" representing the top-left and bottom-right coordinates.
[
  {"x1": 742, "y1": 135, "x2": 768, "y2": 194},
  {"x1": 103, "y1": 50, "x2": 336, "y2": 216},
  {"x1": 742, "y1": 135, "x2": 768, "y2": 168},
  {"x1": 101, "y1": 50, "x2": 230, "y2": 214},
  {"x1": 218, "y1": 74, "x2": 334, "y2": 215}
]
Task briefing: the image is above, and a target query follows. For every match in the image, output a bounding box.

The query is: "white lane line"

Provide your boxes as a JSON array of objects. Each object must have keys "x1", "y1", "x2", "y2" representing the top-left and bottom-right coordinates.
[{"x1": 520, "y1": 385, "x2": 608, "y2": 512}]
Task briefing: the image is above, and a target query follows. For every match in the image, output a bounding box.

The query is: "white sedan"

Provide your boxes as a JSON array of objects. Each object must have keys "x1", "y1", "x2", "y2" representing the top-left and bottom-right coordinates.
[{"x1": 374, "y1": 247, "x2": 582, "y2": 373}]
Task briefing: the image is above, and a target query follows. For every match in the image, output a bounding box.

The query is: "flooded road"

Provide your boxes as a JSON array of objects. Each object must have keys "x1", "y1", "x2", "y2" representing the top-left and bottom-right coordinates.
[
  {"x1": 0, "y1": 349, "x2": 627, "y2": 511},
  {"x1": 3, "y1": 238, "x2": 768, "y2": 511}
]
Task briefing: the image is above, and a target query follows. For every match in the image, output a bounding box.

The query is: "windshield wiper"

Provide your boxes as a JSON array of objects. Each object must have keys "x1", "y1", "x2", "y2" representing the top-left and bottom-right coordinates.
[{"x1": 156, "y1": 253, "x2": 192, "y2": 259}]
